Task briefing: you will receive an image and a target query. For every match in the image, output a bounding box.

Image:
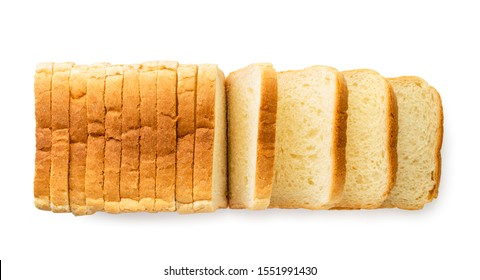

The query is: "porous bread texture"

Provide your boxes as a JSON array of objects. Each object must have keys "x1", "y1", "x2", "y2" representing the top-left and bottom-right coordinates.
[
  {"x1": 176, "y1": 64, "x2": 197, "y2": 213},
  {"x1": 34, "y1": 63, "x2": 53, "y2": 210},
  {"x1": 50, "y1": 62, "x2": 74, "y2": 212},
  {"x1": 382, "y1": 77, "x2": 443, "y2": 210},
  {"x1": 139, "y1": 62, "x2": 158, "y2": 212},
  {"x1": 226, "y1": 63, "x2": 277, "y2": 210},
  {"x1": 69, "y1": 65, "x2": 94, "y2": 215},
  {"x1": 193, "y1": 65, "x2": 228, "y2": 212},
  {"x1": 154, "y1": 61, "x2": 179, "y2": 212},
  {"x1": 335, "y1": 69, "x2": 397, "y2": 209},
  {"x1": 103, "y1": 65, "x2": 123, "y2": 214},
  {"x1": 270, "y1": 65, "x2": 348, "y2": 209}
]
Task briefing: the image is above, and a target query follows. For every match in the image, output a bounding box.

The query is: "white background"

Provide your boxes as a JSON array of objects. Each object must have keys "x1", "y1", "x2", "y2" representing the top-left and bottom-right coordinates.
[{"x1": 0, "y1": 0, "x2": 479, "y2": 279}]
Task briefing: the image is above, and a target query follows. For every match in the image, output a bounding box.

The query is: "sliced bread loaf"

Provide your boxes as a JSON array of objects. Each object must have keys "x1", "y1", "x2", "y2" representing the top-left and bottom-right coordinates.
[
  {"x1": 104, "y1": 65, "x2": 123, "y2": 213},
  {"x1": 193, "y1": 64, "x2": 228, "y2": 212},
  {"x1": 154, "y1": 61, "x2": 179, "y2": 212},
  {"x1": 382, "y1": 77, "x2": 443, "y2": 209},
  {"x1": 270, "y1": 66, "x2": 348, "y2": 209},
  {"x1": 50, "y1": 62, "x2": 74, "y2": 212},
  {"x1": 176, "y1": 64, "x2": 197, "y2": 213},
  {"x1": 34, "y1": 63, "x2": 53, "y2": 210},
  {"x1": 335, "y1": 69, "x2": 398, "y2": 209},
  {"x1": 226, "y1": 63, "x2": 278, "y2": 210}
]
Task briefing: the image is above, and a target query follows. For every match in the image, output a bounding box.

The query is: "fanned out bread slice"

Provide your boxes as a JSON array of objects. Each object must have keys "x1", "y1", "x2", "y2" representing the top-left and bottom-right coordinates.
[
  {"x1": 226, "y1": 63, "x2": 278, "y2": 210},
  {"x1": 104, "y1": 65, "x2": 123, "y2": 214},
  {"x1": 154, "y1": 61, "x2": 179, "y2": 212},
  {"x1": 34, "y1": 63, "x2": 53, "y2": 210},
  {"x1": 335, "y1": 69, "x2": 398, "y2": 209},
  {"x1": 176, "y1": 64, "x2": 197, "y2": 213},
  {"x1": 270, "y1": 66, "x2": 348, "y2": 209},
  {"x1": 382, "y1": 77, "x2": 443, "y2": 209},
  {"x1": 50, "y1": 62, "x2": 74, "y2": 212},
  {"x1": 139, "y1": 62, "x2": 158, "y2": 212},
  {"x1": 120, "y1": 64, "x2": 142, "y2": 212},
  {"x1": 85, "y1": 63, "x2": 108, "y2": 212},
  {"x1": 193, "y1": 64, "x2": 228, "y2": 212},
  {"x1": 69, "y1": 65, "x2": 93, "y2": 215}
]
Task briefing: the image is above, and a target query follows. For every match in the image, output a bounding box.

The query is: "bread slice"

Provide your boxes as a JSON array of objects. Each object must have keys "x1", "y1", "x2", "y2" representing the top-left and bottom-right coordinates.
[
  {"x1": 50, "y1": 62, "x2": 74, "y2": 212},
  {"x1": 69, "y1": 65, "x2": 94, "y2": 215},
  {"x1": 335, "y1": 69, "x2": 398, "y2": 209},
  {"x1": 193, "y1": 64, "x2": 228, "y2": 212},
  {"x1": 85, "y1": 63, "x2": 108, "y2": 212},
  {"x1": 120, "y1": 64, "x2": 142, "y2": 212},
  {"x1": 104, "y1": 65, "x2": 123, "y2": 214},
  {"x1": 138, "y1": 61, "x2": 158, "y2": 212},
  {"x1": 34, "y1": 63, "x2": 53, "y2": 210},
  {"x1": 175, "y1": 64, "x2": 197, "y2": 213},
  {"x1": 270, "y1": 66, "x2": 348, "y2": 209},
  {"x1": 226, "y1": 63, "x2": 278, "y2": 210},
  {"x1": 382, "y1": 77, "x2": 443, "y2": 209},
  {"x1": 154, "y1": 61, "x2": 179, "y2": 212}
]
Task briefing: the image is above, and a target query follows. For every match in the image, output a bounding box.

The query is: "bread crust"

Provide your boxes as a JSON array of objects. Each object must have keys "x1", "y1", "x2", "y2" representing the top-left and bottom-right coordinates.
[
  {"x1": 429, "y1": 86, "x2": 443, "y2": 200},
  {"x1": 69, "y1": 65, "x2": 93, "y2": 215},
  {"x1": 139, "y1": 62, "x2": 158, "y2": 212},
  {"x1": 120, "y1": 64, "x2": 141, "y2": 212},
  {"x1": 253, "y1": 64, "x2": 278, "y2": 209},
  {"x1": 193, "y1": 65, "x2": 216, "y2": 212},
  {"x1": 155, "y1": 61, "x2": 179, "y2": 212},
  {"x1": 104, "y1": 65, "x2": 123, "y2": 214},
  {"x1": 50, "y1": 62, "x2": 74, "y2": 212},
  {"x1": 326, "y1": 70, "x2": 348, "y2": 208},
  {"x1": 215, "y1": 70, "x2": 228, "y2": 209},
  {"x1": 386, "y1": 78, "x2": 399, "y2": 201},
  {"x1": 333, "y1": 69, "x2": 398, "y2": 209},
  {"x1": 85, "y1": 63, "x2": 108, "y2": 212},
  {"x1": 34, "y1": 63, "x2": 53, "y2": 210},
  {"x1": 382, "y1": 77, "x2": 443, "y2": 209},
  {"x1": 175, "y1": 64, "x2": 197, "y2": 213}
]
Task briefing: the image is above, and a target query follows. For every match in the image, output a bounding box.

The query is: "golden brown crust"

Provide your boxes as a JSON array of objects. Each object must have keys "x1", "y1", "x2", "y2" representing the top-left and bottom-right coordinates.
[
  {"x1": 326, "y1": 71, "x2": 348, "y2": 208},
  {"x1": 69, "y1": 65, "x2": 93, "y2": 215},
  {"x1": 103, "y1": 65, "x2": 123, "y2": 214},
  {"x1": 193, "y1": 65, "x2": 216, "y2": 212},
  {"x1": 216, "y1": 69, "x2": 228, "y2": 209},
  {"x1": 155, "y1": 61, "x2": 179, "y2": 212},
  {"x1": 175, "y1": 64, "x2": 197, "y2": 213},
  {"x1": 385, "y1": 79, "x2": 398, "y2": 200},
  {"x1": 253, "y1": 65, "x2": 278, "y2": 209},
  {"x1": 34, "y1": 63, "x2": 53, "y2": 210},
  {"x1": 429, "y1": 86, "x2": 443, "y2": 200},
  {"x1": 120, "y1": 64, "x2": 141, "y2": 212},
  {"x1": 85, "y1": 63, "x2": 108, "y2": 212},
  {"x1": 50, "y1": 62, "x2": 74, "y2": 212},
  {"x1": 139, "y1": 62, "x2": 158, "y2": 212}
]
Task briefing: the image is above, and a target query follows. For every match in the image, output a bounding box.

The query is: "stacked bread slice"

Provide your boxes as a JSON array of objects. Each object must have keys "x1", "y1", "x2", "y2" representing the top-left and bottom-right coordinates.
[
  {"x1": 270, "y1": 66, "x2": 348, "y2": 209},
  {"x1": 335, "y1": 70, "x2": 398, "y2": 209},
  {"x1": 226, "y1": 64, "x2": 278, "y2": 210},
  {"x1": 34, "y1": 61, "x2": 443, "y2": 214},
  {"x1": 34, "y1": 61, "x2": 227, "y2": 215}
]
